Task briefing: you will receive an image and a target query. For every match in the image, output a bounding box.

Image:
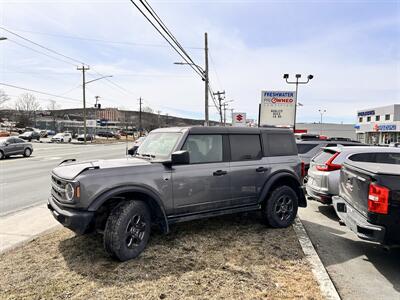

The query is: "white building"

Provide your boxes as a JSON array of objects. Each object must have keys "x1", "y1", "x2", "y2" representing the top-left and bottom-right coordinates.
[
  {"x1": 295, "y1": 122, "x2": 356, "y2": 140},
  {"x1": 356, "y1": 104, "x2": 400, "y2": 145}
]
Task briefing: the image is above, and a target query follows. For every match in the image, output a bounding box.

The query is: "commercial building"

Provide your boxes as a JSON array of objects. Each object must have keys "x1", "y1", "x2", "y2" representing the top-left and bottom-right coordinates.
[
  {"x1": 355, "y1": 104, "x2": 400, "y2": 145},
  {"x1": 295, "y1": 122, "x2": 356, "y2": 140}
]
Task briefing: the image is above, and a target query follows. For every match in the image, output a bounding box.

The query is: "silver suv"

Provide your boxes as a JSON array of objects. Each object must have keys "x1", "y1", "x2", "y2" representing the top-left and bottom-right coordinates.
[{"x1": 48, "y1": 126, "x2": 306, "y2": 261}]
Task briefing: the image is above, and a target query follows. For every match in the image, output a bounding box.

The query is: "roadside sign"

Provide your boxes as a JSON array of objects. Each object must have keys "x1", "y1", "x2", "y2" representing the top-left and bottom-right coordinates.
[
  {"x1": 259, "y1": 91, "x2": 296, "y2": 127},
  {"x1": 232, "y1": 112, "x2": 246, "y2": 127},
  {"x1": 86, "y1": 120, "x2": 96, "y2": 127}
]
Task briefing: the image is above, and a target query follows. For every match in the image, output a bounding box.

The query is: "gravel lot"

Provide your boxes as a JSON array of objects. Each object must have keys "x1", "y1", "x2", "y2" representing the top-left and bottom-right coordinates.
[{"x1": 0, "y1": 212, "x2": 322, "y2": 299}]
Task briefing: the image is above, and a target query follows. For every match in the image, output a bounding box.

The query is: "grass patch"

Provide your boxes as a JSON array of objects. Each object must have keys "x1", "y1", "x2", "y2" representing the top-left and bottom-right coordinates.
[{"x1": 0, "y1": 213, "x2": 322, "y2": 299}]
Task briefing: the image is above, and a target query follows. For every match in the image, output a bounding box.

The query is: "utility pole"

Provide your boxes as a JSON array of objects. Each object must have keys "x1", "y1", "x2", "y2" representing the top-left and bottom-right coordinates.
[
  {"x1": 138, "y1": 97, "x2": 143, "y2": 136},
  {"x1": 222, "y1": 103, "x2": 228, "y2": 126},
  {"x1": 213, "y1": 90, "x2": 225, "y2": 126},
  {"x1": 77, "y1": 64, "x2": 90, "y2": 143},
  {"x1": 204, "y1": 32, "x2": 209, "y2": 127}
]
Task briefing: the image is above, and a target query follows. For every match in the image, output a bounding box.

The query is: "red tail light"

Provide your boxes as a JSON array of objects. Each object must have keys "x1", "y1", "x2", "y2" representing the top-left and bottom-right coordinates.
[
  {"x1": 368, "y1": 183, "x2": 389, "y2": 214},
  {"x1": 316, "y1": 152, "x2": 341, "y2": 172}
]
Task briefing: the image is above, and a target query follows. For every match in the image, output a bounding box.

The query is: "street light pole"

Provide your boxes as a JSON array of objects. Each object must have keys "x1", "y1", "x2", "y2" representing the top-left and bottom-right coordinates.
[
  {"x1": 283, "y1": 74, "x2": 314, "y2": 132},
  {"x1": 318, "y1": 109, "x2": 326, "y2": 135}
]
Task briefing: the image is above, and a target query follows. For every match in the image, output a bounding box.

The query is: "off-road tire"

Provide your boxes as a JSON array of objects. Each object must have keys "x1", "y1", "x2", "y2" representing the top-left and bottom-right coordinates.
[
  {"x1": 262, "y1": 185, "x2": 298, "y2": 228},
  {"x1": 23, "y1": 148, "x2": 32, "y2": 157},
  {"x1": 0, "y1": 151, "x2": 4, "y2": 160},
  {"x1": 104, "y1": 200, "x2": 151, "y2": 261}
]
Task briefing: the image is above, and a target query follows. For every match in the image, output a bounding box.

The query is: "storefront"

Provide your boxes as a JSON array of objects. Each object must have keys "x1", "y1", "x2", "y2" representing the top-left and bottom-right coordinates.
[{"x1": 355, "y1": 105, "x2": 400, "y2": 145}]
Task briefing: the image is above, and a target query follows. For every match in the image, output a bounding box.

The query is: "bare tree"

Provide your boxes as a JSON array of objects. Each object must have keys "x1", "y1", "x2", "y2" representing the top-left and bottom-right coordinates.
[
  {"x1": 47, "y1": 99, "x2": 61, "y2": 131},
  {"x1": 142, "y1": 106, "x2": 153, "y2": 113},
  {"x1": 14, "y1": 93, "x2": 41, "y2": 127},
  {"x1": 0, "y1": 89, "x2": 10, "y2": 108}
]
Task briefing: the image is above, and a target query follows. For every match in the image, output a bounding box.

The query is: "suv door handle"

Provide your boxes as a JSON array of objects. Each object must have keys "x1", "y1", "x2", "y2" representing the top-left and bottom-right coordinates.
[
  {"x1": 256, "y1": 167, "x2": 268, "y2": 173},
  {"x1": 213, "y1": 170, "x2": 228, "y2": 176}
]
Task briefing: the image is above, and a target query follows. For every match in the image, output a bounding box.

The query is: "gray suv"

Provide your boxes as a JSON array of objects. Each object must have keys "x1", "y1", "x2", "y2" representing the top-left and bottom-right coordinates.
[
  {"x1": 0, "y1": 137, "x2": 33, "y2": 159},
  {"x1": 48, "y1": 126, "x2": 306, "y2": 261}
]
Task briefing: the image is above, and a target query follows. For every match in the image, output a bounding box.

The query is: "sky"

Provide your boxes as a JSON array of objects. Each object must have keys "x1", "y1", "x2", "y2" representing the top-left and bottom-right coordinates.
[{"x1": 0, "y1": 0, "x2": 399, "y2": 124}]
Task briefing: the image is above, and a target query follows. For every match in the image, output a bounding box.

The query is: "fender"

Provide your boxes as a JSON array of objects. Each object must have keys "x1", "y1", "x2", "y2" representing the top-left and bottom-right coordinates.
[
  {"x1": 88, "y1": 185, "x2": 169, "y2": 233},
  {"x1": 258, "y1": 171, "x2": 307, "y2": 207}
]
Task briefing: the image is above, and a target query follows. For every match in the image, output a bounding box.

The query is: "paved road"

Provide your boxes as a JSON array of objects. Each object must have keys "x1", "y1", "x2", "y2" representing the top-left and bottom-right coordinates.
[
  {"x1": 0, "y1": 141, "x2": 129, "y2": 216},
  {"x1": 299, "y1": 200, "x2": 400, "y2": 300}
]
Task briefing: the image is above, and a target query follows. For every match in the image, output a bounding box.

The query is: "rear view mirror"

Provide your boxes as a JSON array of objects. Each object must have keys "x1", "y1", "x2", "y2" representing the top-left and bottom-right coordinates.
[{"x1": 171, "y1": 150, "x2": 190, "y2": 165}]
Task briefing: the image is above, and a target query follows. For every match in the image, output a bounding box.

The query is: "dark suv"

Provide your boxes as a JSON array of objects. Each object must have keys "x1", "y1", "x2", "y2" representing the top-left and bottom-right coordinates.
[{"x1": 48, "y1": 126, "x2": 306, "y2": 261}]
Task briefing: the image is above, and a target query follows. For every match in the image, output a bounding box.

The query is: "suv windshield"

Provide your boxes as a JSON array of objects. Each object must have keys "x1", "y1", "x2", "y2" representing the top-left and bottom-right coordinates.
[{"x1": 136, "y1": 132, "x2": 181, "y2": 159}]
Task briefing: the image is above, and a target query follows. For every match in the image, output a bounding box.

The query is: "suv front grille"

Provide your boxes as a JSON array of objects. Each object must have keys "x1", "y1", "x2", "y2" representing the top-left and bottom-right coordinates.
[{"x1": 51, "y1": 175, "x2": 67, "y2": 200}]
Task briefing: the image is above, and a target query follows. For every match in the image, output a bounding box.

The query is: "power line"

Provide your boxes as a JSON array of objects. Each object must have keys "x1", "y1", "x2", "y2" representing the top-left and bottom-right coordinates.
[
  {"x1": 0, "y1": 82, "x2": 82, "y2": 102},
  {"x1": 128, "y1": 0, "x2": 204, "y2": 79},
  {"x1": 0, "y1": 26, "x2": 84, "y2": 65},
  {"x1": 6, "y1": 27, "x2": 203, "y2": 49},
  {"x1": 7, "y1": 38, "x2": 77, "y2": 67}
]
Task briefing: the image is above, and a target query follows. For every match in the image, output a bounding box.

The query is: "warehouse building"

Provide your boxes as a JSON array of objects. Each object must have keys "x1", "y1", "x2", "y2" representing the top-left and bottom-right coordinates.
[{"x1": 355, "y1": 104, "x2": 400, "y2": 145}]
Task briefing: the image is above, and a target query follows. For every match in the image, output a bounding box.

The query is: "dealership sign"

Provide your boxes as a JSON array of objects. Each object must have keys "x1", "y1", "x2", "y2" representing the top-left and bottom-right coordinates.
[
  {"x1": 378, "y1": 124, "x2": 397, "y2": 131},
  {"x1": 259, "y1": 91, "x2": 296, "y2": 127},
  {"x1": 357, "y1": 110, "x2": 375, "y2": 117},
  {"x1": 232, "y1": 112, "x2": 246, "y2": 127}
]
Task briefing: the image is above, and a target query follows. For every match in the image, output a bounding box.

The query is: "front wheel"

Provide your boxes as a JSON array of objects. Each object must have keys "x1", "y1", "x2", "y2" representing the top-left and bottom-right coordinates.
[
  {"x1": 0, "y1": 151, "x2": 4, "y2": 160},
  {"x1": 104, "y1": 201, "x2": 151, "y2": 261},
  {"x1": 262, "y1": 185, "x2": 298, "y2": 228}
]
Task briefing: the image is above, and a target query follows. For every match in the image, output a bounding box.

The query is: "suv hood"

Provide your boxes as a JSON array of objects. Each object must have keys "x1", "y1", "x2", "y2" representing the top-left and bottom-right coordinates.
[{"x1": 52, "y1": 157, "x2": 151, "y2": 180}]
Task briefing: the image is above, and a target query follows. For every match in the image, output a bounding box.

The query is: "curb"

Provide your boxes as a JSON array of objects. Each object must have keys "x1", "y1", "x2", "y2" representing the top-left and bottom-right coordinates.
[{"x1": 293, "y1": 217, "x2": 341, "y2": 300}]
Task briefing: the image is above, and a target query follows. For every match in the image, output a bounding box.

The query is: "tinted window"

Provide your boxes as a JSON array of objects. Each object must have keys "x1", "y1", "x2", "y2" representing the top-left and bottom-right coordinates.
[
  {"x1": 349, "y1": 152, "x2": 400, "y2": 165},
  {"x1": 182, "y1": 135, "x2": 223, "y2": 164},
  {"x1": 230, "y1": 135, "x2": 262, "y2": 161},
  {"x1": 264, "y1": 133, "x2": 297, "y2": 156},
  {"x1": 296, "y1": 143, "x2": 318, "y2": 154},
  {"x1": 14, "y1": 138, "x2": 25, "y2": 143},
  {"x1": 385, "y1": 114, "x2": 390, "y2": 121},
  {"x1": 313, "y1": 150, "x2": 337, "y2": 164}
]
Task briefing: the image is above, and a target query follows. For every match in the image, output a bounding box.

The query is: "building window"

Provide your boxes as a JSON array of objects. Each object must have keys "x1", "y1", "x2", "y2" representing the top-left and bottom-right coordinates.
[
  {"x1": 385, "y1": 114, "x2": 391, "y2": 121},
  {"x1": 359, "y1": 117, "x2": 363, "y2": 123},
  {"x1": 367, "y1": 116, "x2": 371, "y2": 122},
  {"x1": 375, "y1": 115, "x2": 380, "y2": 121}
]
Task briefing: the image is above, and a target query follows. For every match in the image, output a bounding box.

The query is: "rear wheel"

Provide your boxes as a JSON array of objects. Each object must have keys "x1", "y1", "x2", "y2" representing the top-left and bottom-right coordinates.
[
  {"x1": 104, "y1": 201, "x2": 151, "y2": 261},
  {"x1": 0, "y1": 151, "x2": 4, "y2": 160},
  {"x1": 23, "y1": 148, "x2": 32, "y2": 157},
  {"x1": 262, "y1": 185, "x2": 298, "y2": 228}
]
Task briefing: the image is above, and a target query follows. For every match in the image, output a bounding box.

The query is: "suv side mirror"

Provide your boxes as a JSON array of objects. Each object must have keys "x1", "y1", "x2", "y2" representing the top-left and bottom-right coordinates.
[{"x1": 171, "y1": 150, "x2": 190, "y2": 165}]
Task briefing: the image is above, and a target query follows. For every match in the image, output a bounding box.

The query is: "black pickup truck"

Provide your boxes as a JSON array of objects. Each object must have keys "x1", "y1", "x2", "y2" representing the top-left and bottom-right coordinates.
[{"x1": 333, "y1": 156, "x2": 400, "y2": 245}]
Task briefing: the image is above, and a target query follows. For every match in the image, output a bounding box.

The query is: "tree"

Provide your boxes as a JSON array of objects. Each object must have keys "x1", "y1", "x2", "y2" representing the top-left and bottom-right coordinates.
[
  {"x1": 14, "y1": 93, "x2": 41, "y2": 127},
  {"x1": 142, "y1": 106, "x2": 153, "y2": 113},
  {"x1": 47, "y1": 100, "x2": 61, "y2": 131},
  {"x1": 0, "y1": 89, "x2": 10, "y2": 108}
]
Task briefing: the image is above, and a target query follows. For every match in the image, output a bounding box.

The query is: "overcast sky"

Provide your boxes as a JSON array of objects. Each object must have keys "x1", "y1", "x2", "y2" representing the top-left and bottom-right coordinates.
[{"x1": 0, "y1": 0, "x2": 399, "y2": 123}]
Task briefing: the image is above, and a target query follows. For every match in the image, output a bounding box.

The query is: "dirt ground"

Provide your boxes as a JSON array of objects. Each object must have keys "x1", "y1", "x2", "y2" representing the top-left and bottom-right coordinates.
[{"x1": 0, "y1": 213, "x2": 323, "y2": 300}]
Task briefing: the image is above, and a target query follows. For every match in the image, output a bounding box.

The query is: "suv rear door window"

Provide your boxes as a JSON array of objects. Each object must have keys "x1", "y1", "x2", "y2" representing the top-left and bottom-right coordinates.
[
  {"x1": 229, "y1": 135, "x2": 262, "y2": 161},
  {"x1": 313, "y1": 150, "x2": 337, "y2": 164},
  {"x1": 264, "y1": 133, "x2": 297, "y2": 156},
  {"x1": 296, "y1": 143, "x2": 318, "y2": 154},
  {"x1": 182, "y1": 134, "x2": 223, "y2": 164}
]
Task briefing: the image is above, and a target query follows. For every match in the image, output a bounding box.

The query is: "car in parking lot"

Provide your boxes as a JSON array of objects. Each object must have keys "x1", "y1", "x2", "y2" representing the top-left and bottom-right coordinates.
[
  {"x1": 0, "y1": 130, "x2": 10, "y2": 137},
  {"x1": 306, "y1": 146, "x2": 400, "y2": 204},
  {"x1": 0, "y1": 137, "x2": 33, "y2": 159},
  {"x1": 48, "y1": 126, "x2": 307, "y2": 261},
  {"x1": 51, "y1": 133, "x2": 72, "y2": 143},
  {"x1": 333, "y1": 151, "x2": 400, "y2": 245},
  {"x1": 97, "y1": 131, "x2": 120, "y2": 139},
  {"x1": 77, "y1": 134, "x2": 94, "y2": 142},
  {"x1": 297, "y1": 138, "x2": 364, "y2": 184},
  {"x1": 19, "y1": 131, "x2": 41, "y2": 142}
]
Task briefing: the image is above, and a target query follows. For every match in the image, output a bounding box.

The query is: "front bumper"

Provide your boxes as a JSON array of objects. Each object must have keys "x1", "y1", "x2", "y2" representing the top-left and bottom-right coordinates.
[
  {"x1": 332, "y1": 195, "x2": 386, "y2": 243},
  {"x1": 47, "y1": 196, "x2": 94, "y2": 235}
]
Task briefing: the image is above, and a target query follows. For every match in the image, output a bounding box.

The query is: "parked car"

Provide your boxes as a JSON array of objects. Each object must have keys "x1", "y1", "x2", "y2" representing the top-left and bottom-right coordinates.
[
  {"x1": 333, "y1": 152, "x2": 400, "y2": 245},
  {"x1": 51, "y1": 133, "x2": 72, "y2": 143},
  {"x1": 48, "y1": 126, "x2": 307, "y2": 261},
  {"x1": 77, "y1": 134, "x2": 94, "y2": 142},
  {"x1": 19, "y1": 131, "x2": 41, "y2": 142},
  {"x1": 46, "y1": 130, "x2": 56, "y2": 136},
  {"x1": 389, "y1": 142, "x2": 400, "y2": 148},
  {"x1": 306, "y1": 146, "x2": 400, "y2": 204},
  {"x1": 0, "y1": 131, "x2": 10, "y2": 137},
  {"x1": 127, "y1": 136, "x2": 146, "y2": 155},
  {"x1": 0, "y1": 137, "x2": 33, "y2": 159},
  {"x1": 39, "y1": 130, "x2": 48, "y2": 138},
  {"x1": 97, "y1": 131, "x2": 115, "y2": 138},
  {"x1": 297, "y1": 139, "x2": 365, "y2": 184}
]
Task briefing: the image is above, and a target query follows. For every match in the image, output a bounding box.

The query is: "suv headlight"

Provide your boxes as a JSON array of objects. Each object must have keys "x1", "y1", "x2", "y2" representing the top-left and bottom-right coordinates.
[{"x1": 65, "y1": 183, "x2": 75, "y2": 201}]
